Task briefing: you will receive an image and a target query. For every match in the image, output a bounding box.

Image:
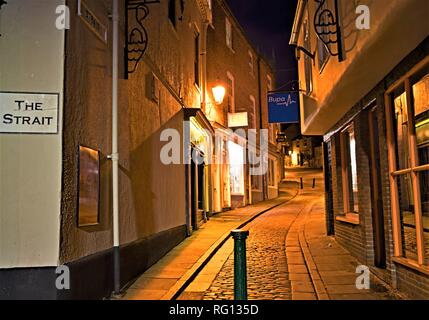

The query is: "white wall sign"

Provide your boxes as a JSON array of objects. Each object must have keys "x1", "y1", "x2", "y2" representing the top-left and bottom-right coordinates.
[
  {"x1": 228, "y1": 112, "x2": 248, "y2": 128},
  {"x1": 0, "y1": 92, "x2": 59, "y2": 134}
]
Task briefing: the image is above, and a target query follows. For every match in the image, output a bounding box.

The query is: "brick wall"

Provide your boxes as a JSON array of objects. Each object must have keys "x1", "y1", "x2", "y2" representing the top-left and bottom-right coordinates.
[
  {"x1": 325, "y1": 37, "x2": 429, "y2": 298},
  {"x1": 396, "y1": 264, "x2": 429, "y2": 299}
]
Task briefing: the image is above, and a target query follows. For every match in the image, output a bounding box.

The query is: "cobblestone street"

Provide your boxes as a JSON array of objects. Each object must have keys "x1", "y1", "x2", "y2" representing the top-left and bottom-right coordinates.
[
  {"x1": 203, "y1": 202, "x2": 299, "y2": 300},
  {"x1": 179, "y1": 168, "x2": 400, "y2": 301}
]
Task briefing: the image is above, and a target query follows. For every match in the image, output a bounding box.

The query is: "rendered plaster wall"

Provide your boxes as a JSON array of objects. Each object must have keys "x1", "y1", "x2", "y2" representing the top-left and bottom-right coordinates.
[
  {"x1": 60, "y1": 0, "x2": 204, "y2": 263},
  {"x1": 0, "y1": 0, "x2": 65, "y2": 267}
]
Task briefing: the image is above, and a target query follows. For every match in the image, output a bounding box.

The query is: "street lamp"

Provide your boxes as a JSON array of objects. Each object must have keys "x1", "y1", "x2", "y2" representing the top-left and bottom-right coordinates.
[{"x1": 212, "y1": 84, "x2": 226, "y2": 105}]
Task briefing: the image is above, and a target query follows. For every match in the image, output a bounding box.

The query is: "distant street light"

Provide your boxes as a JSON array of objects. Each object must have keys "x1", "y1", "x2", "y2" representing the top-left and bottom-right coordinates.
[{"x1": 212, "y1": 84, "x2": 226, "y2": 105}]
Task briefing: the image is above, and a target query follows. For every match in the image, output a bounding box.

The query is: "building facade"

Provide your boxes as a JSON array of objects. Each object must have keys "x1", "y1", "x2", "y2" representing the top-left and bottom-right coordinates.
[
  {"x1": 206, "y1": 0, "x2": 282, "y2": 209},
  {"x1": 291, "y1": 0, "x2": 429, "y2": 298},
  {"x1": 0, "y1": 0, "x2": 282, "y2": 299},
  {"x1": 285, "y1": 136, "x2": 323, "y2": 168}
]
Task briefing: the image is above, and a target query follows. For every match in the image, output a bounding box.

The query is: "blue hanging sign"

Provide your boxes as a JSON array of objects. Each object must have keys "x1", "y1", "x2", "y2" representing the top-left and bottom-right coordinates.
[{"x1": 268, "y1": 92, "x2": 299, "y2": 124}]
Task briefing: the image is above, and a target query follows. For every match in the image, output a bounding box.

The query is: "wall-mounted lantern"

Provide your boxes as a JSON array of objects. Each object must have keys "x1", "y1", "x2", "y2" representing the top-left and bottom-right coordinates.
[{"x1": 212, "y1": 84, "x2": 226, "y2": 105}]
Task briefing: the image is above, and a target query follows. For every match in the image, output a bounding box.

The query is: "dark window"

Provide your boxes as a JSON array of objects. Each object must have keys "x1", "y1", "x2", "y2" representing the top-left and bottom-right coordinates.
[
  {"x1": 194, "y1": 33, "x2": 200, "y2": 87},
  {"x1": 318, "y1": 38, "x2": 329, "y2": 70},
  {"x1": 317, "y1": 0, "x2": 329, "y2": 70},
  {"x1": 303, "y1": 20, "x2": 312, "y2": 94},
  {"x1": 168, "y1": 0, "x2": 176, "y2": 27}
]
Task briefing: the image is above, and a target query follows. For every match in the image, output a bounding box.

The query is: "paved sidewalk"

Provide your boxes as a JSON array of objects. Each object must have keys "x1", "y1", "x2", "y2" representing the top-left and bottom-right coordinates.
[
  {"x1": 120, "y1": 181, "x2": 299, "y2": 300},
  {"x1": 299, "y1": 200, "x2": 399, "y2": 300},
  {"x1": 286, "y1": 171, "x2": 399, "y2": 300}
]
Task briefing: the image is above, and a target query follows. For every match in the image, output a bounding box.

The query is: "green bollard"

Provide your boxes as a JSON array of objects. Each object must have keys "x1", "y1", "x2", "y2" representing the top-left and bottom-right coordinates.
[{"x1": 231, "y1": 229, "x2": 249, "y2": 300}]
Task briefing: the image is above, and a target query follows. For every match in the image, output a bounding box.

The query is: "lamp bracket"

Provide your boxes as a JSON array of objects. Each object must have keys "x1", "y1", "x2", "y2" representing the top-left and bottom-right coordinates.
[{"x1": 295, "y1": 46, "x2": 315, "y2": 60}]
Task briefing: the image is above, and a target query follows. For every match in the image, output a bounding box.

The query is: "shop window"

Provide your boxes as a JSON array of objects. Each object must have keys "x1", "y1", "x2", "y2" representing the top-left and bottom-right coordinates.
[
  {"x1": 340, "y1": 124, "x2": 359, "y2": 214},
  {"x1": 386, "y1": 60, "x2": 429, "y2": 266},
  {"x1": 228, "y1": 141, "x2": 244, "y2": 195}
]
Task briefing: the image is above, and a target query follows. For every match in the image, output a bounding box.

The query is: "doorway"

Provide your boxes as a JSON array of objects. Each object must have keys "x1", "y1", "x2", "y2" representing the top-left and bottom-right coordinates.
[
  {"x1": 190, "y1": 147, "x2": 206, "y2": 231},
  {"x1": 368, "y1": 107, "x2": 387, "y2": 268}
]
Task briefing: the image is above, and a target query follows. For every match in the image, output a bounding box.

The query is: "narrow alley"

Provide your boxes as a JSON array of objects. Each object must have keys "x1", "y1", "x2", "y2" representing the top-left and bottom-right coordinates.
[{"x1": 1, "y1": 0, "x2": 428, "y2": 303}]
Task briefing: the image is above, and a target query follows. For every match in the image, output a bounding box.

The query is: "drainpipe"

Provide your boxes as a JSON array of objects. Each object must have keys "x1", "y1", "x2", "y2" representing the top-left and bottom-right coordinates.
[
  {"x1": 111, "y1": 0, "x2": 121, "y2": 296},
  {"x1": 256, "y1": 56, "x2": 267, "y2": 200},
  {"x1": 201, "y1": 20, "x2": 213, "y2": 217}
]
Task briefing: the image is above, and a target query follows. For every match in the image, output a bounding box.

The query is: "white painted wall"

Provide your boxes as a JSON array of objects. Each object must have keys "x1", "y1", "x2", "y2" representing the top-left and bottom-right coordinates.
[
  {"x1": 296, "y1": 0, "x2": 429, "y2": 135},
  {"x1": 0, "y1": 0, "x2": 64, "y2": 267}
]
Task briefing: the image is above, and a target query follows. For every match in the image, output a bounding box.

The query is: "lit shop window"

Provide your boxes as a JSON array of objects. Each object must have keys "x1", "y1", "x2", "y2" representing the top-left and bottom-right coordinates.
[
  {"x1": 228, "y1": 141, "x2": 244, "y2": 195},
  {"x1": 340, "y1": 124, "x2": 359, "y2": 214},
  {"x1": 387, "y1": 61, "x2": 429, "y2": 266}
]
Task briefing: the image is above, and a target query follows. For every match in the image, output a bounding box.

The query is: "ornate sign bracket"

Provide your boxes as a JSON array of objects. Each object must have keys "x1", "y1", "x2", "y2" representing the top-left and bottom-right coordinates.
[
  {"x1": 313, "y1": 0, "x2": 344, "y2": 62},
  {"x1": 125, "y1": 0, "x2": 160, "y2": 78}
]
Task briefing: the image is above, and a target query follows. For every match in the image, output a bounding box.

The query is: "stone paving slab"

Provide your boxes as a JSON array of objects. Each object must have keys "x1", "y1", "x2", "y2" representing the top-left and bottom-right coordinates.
[{"x1": 300, "y1": 178, "x2": 400, "y2": 300}]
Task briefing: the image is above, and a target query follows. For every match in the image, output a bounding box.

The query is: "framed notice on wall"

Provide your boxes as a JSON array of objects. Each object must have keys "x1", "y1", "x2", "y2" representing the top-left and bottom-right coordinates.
[{"x1": 77, "y1": 145, "x2": 101, "y2": 227}]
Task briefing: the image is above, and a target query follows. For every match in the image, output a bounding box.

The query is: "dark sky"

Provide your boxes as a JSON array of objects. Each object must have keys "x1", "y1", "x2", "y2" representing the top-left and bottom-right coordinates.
[{"x1": 226, "y1": 0, "x2": 299, "y2": 90}]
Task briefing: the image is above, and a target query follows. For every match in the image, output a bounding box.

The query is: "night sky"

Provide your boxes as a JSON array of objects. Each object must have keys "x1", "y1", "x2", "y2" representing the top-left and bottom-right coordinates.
[
  {"x1": 226, "y1": 0, "x2": 301, "y2": 139},
  {"x1": 226, "y1": 0, "x2": 299, "y2": 90}
]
